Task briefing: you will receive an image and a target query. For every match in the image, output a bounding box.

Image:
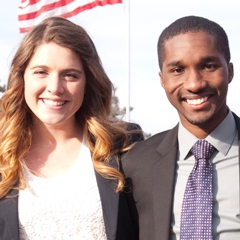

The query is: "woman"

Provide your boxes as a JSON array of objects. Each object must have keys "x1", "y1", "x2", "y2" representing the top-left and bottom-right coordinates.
[{"x1": 0, "y1": 17, "x2": 143, "y2": 240}]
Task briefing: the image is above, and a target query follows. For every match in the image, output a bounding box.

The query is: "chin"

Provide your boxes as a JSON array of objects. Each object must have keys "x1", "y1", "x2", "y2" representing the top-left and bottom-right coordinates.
[
  {"x1": 186, "y1": 114, "x2": 215, "y2": 126},
  {"x1": 40, "y1": 118, "x2": 66, "y2": 126}
]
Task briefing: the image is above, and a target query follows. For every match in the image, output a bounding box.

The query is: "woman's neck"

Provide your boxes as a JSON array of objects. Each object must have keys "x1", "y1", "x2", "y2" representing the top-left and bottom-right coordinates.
[
  {"x1": 25, "y1": 119, "x2": 85, "y2": 178},
  {"x1": 31, "y1": 117, "x2": 84, "y2": 145}
]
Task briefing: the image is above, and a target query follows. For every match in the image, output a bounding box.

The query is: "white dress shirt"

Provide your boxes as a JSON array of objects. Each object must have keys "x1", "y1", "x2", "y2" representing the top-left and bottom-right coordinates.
[{"x1": 171, "y1": 111, "x2": 240, "y2": 239}]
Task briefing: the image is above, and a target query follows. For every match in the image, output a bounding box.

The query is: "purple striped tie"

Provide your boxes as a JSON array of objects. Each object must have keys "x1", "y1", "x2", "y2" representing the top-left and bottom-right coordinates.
[{"x1": 180, "y1": 139, "x2": 215, "y2": 240}]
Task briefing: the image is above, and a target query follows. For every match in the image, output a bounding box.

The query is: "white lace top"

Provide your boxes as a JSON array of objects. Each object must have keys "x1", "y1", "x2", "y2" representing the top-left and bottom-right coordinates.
[{"x1": 18, "y1": 136, "x2": 107, "y2": 240}]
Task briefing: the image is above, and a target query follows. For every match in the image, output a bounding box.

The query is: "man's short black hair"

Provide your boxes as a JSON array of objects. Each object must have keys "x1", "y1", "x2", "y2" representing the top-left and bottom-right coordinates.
[{"x1": 157, "y1": 16, "x2": 231, "y2": 70}]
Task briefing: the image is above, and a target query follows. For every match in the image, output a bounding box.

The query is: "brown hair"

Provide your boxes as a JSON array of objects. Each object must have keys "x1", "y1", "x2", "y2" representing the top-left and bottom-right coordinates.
[{"x1": 0, "y1": 17, "x2": 140, "y2": 198}]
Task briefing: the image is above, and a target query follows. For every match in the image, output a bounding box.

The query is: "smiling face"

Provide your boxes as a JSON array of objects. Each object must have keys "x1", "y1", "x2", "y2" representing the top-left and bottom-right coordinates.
[
  {"x1": 159, "y1": 31, "x2": 233, "y2": 136},
  {"x1": 24, "y1": 42, "x2": 86, "y2": 129}
]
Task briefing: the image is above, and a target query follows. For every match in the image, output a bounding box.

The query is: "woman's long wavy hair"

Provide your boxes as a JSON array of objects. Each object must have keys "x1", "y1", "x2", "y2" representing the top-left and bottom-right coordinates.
[{"x1": 0, "y1": 17, "x2": 136, "y2": 199}]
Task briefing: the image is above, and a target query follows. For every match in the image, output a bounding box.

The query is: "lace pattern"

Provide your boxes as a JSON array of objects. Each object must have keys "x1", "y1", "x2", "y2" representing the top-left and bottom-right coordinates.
[{"x1": 18, "y1": 137, "x2": 107, "y2": 240}]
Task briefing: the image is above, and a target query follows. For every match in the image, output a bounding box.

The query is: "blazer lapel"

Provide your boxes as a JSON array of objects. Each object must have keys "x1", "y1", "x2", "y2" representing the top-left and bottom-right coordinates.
[
  {"x1": 233, "y1": 112, "x2": 240, "y2": 152},
  {"x1": 151, "y1": 125, "x2": 179, "y2": 239},
  {"x1": 232, "y1": 112, "x2": 240, "y2": 219},
  {"x1": 1, "y1": 171, "x2": 119, "y2": 240},
  {"x1": 95, "y1": 160, "x2": 119, "y2": 240},
  {"x1": 0, "y1": 187, "x2": 19, "y2": 240}
]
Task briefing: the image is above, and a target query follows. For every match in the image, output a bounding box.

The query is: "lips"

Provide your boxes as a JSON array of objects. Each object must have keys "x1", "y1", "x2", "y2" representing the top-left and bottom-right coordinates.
[
  {"x1": 42, "y1": 99, "x2": 66, "y2": 106},
  {"x1": 186, "y1": 96, "x2": 209, "y2": 105}
]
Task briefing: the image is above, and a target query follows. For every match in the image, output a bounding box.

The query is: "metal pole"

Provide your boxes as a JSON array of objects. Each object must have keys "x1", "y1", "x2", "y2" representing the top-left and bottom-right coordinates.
[{"x1": 125, "y1": 0, "x2": 130, "y2": 122}]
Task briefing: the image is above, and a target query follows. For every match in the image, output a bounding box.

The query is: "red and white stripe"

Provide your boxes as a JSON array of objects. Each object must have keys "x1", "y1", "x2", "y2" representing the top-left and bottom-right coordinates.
[{"x1": 18, "y1": 0, "x2": 123, "y2": 33}]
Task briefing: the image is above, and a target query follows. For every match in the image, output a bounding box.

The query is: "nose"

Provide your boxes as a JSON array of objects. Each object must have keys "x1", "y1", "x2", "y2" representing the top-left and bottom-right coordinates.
[
  {"x1": 46, "y1": 74, "x2": 64, "y2": 94},
  {"x1": 183, "y1": 69, "x2": 207, "y2": 93}
]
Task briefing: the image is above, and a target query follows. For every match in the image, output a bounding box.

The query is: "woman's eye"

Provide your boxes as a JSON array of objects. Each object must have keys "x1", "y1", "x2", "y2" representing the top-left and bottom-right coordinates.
[
  {"x1": 66, "y1": 73, "x2": 77, "y2": 78},
  {"x1": 34, "y1": 70, "x2": 47, "y2": 75},
  {"x1": 65, "y1": 73, "x2": 79, "y2": 81}
]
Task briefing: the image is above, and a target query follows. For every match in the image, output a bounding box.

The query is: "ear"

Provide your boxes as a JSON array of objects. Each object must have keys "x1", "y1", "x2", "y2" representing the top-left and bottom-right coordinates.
[
  {"x1": 228, "y1": 62, "x2": 234, "y2": 84},
  {"x1": 159, "y1": 71, "x2": 164, "y2": 88}
]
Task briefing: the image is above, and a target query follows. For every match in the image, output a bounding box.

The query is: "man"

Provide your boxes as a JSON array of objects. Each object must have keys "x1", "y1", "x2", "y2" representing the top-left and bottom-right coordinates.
[{"x1": 122, "y1": 16, "x2": 240, "y2": 239}]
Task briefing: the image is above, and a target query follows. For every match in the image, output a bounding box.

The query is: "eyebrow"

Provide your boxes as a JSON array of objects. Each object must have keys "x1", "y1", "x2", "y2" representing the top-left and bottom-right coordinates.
[
  {"x1": 30, "y1": 65, "x2": 48, "y2": 70},
  {"x1": 199, "y1": 56, "x2": 220, "y2": 62},
  {"x1": 61, "y1": 68, "x2": 83, "y2": 74},
  {"x1": 166, "y1": 61, "x2": 182, "y2": 67},
  {"x1": 30, "y1": 65, "x2": 84, "y2": 74},
  {"x1": 166, "y1": 56, "x2": 221, "y2": 67}
]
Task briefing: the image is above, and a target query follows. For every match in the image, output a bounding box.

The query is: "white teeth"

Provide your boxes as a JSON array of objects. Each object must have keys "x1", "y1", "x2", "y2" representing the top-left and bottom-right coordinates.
[
  {"x1": 186, "y1": 97, "x2": 208, "y2": 105},
  {"x1": 43, "y1": 99, "x2": 65, "y2": 106}
]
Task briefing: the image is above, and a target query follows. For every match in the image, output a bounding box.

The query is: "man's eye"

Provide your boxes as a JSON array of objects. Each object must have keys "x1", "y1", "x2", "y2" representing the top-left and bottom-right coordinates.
[
  {"x1": 203, "y1": 64, "x2": 217, "y2": 70},
  {"x1": 172, "y1": 68, "x2": 184, "y2": 74}
]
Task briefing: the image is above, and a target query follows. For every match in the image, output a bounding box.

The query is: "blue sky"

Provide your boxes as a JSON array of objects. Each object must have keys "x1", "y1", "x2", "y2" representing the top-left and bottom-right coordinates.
[{"x1": 1, "y1": 0, "x2": 240, "y2": 135}]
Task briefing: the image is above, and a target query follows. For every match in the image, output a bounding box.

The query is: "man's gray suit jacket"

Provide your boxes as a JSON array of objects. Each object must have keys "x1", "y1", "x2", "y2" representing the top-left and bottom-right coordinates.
[{"x1": 122, "y1": 112, "x2": 240, "y2": 240}]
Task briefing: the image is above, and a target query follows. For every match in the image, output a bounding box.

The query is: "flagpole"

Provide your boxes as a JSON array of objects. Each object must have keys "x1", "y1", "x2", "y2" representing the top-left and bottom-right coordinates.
[{"x1": 125, "y1": 0, "x2": 130, "y2": 122}]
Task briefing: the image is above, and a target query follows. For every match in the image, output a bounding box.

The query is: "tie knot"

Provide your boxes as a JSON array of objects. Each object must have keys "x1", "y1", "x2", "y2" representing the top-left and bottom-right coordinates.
[{"x1": 191, "y1": 139, "x2": 215, "y2": 160}]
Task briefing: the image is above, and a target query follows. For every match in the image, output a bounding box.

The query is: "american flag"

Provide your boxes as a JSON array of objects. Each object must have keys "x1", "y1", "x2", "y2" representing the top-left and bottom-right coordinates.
[{"x1": 18, "y1": 0, "x2": 123, "y2": 33}]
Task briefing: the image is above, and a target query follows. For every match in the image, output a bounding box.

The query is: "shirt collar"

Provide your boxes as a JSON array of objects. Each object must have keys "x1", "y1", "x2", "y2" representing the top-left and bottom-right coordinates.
[{"x1": 178, "y1": 111, "x2": 237, "y2": 160}]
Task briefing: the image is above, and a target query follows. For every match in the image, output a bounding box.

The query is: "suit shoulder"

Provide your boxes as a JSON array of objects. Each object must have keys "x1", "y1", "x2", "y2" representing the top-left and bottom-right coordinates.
[
  {"x1": 232, "y1": 111, "x2": 240, "y2": 124},
  {"x1": 126, "y1": 122, "x2": 144, "y2": 144},
  {"x1": 121, "y1": 129, "x2": 171, "y2": 163},
  {"x1": 134, "y1": 129, "x2": 170, "y2": 150},
  {"x1": 126, "y1": 122, "x2": 142, "y2": 131},
  {"x1": 121, "y1": 129, "x2": 172, "y2": 173}
]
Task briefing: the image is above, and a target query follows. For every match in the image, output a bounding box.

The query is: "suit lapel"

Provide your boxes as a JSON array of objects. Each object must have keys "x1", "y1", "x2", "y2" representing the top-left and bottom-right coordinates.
[
  {"x1": 151, "y1": 125, "x2": 179, "y2": 239},
  {"x1": 232, "y1": 112, "x2": 240, "y2": 219},
  {"x1": 94, "y1": 158, "x2": 119, "y2": 240},
  {"x1": 233, "y1": 112, "x2": 240, "y2": 151},
  {"x1": 0, "y1": 187, "x2": 19, "y2": 240},
  {"x1": 232, "y1": 112, "x2": 240, "y2": 179}
]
